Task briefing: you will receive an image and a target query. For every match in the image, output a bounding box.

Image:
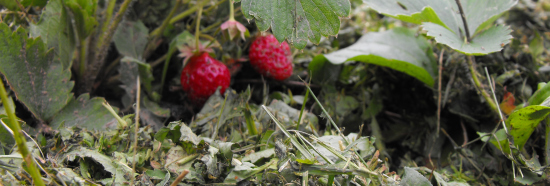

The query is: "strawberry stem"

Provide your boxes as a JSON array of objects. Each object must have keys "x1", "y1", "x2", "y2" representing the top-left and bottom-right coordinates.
[
  {"x1": 229, "y1": 0, "x2": 235, "y2": 21},
  {"x1": 195, "y1": 0, "x2": 204, "y2": 54}
]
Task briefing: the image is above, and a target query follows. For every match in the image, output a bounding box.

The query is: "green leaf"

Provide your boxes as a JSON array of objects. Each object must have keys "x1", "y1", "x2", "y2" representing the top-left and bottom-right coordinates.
[
  {"x1": 54, "y1": 168, "x2": 95, "y2": 185},
  {"x1": 237, "y1": 0, "x2": 351, "y2": 49},
  {"x1": 401, "y1": 167, "x2": 432, "y2": 186},
  {"x1": 64, "y1": 147, "x2": 134, "y2": 184},
  {"x1": 312, "y1": 28, "x2": 436, "y2": 86},
  {"x1": 224, "y1": 159, "x2": 276, "y2": 183},
  {"x1": 363, "y1": 0, "x2": 456, "y2": 33},
  {"x1": 364, "y1": 0, "x2": 516, "y2": 55},
  {"x1": 49, "y1": 94, "x2": 118, "y2": 131},
  {"x1": 479, "y1": 129, "x2": 509, "y2": 154},
  {"x1": 113, "y1": 20, "x2": 149, "y2": 59},
  {"x1": 514, "y1": 168, "x2": 543, "y2": 185},
  {"x1": 308, "y1": 55, "x2": 341, "y2": 85},
  {"x1": 242, "y1": 148, "x2": 275, "y2": 163},
  {"x1": 423, "y1": 23, "x2": 513, "y2": 55},
  {"x1": 506, "y1": 105, "x2": 550, "y2": 150},
  {"x1": 30, "y1": 0, "x2": 75, "y2": 69},
  {"x1": 528, "y1": 81, "x2": 550, "y2": 106},
  {"x1": 179, "y1": 122, "x2": 202, "y2": 146},
  {"x1": 0, "y1": 154, "x2": 23, "y2": 173},
  {"x1": 118, "y1": 57, "x2": 155, "y2": 108},
  {"x1": 0, "y1": 23, "x2": 74, "y2": 122},
  {"x1": 65, "y1": 0, "x2": 98, "y2": 40},
  {"x1": 529, "y1": 31, "x2": 544, "y2": 61},
  {"x1": 335, "y1": 96, "x2": 359, "y2": 116},
  {"x1": 0, "y1": 0, "x2": 20, "y2": 10},
  {"x1": 21, "y1": 0, "x2": 47, "y2": 7},
  {"x1": 142, "y1": 97, "x2": 170, "y2": 118}
]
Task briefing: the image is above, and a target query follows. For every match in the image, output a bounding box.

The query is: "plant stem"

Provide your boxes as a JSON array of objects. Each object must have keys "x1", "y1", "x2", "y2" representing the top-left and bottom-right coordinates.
[
  {"x1": 454, "y1": 0, "x2": 498, "y2": 114},
  {"x1": 195, "y1": 0, "x2": 204, "y2": 53},
  {"x1": 170, "y1": 170, "x2": 190, "y2": 186},
  {"x1": 437, "y1": 49, "x2": 444, "y2": 137},
  {"x1": 144, "y1": 0, "x2": 183, "y2": 58},
  {"x1": 149, "y1": 0, "x2": 183, "y2": 38},
  {"x1": 0, "y1": 81, "x2": 44, "y2": 186},
  {"x1": 296, "y1": 83, "x2": 310, "y2": 130},
  {"x1": 101, "y1": 0, "x2": 117, "y2": 35},
  {"x1": 454, "y1": 0, "x2": 470, "y2": 42},
  {"x1": 78, "y1": 38, "x2": 88, "y2": 81},
  {"x1": 83, "y1": 0, "x2": 133, "y2": 94},
  {"x1": 130, "y1": 77, "x2": 141, "y2": 186},
  {"x1": 467, "y1": 56, "x2": 498, "y2": 114},
  {"x1": 102, "y1": 101, "x2": 128, "y2": 128},
  {"x1": 169, "y1": 0, "x2": 208, "y2": 25},
  {"x1": 229, "y1": 0, "x2": 235, "y2": 21}
]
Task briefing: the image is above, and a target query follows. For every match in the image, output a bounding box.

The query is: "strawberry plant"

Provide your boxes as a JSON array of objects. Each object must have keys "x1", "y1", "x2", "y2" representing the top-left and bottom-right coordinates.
[{"x1": 1, "y1": 0, "x2": 550, "y2": 185}]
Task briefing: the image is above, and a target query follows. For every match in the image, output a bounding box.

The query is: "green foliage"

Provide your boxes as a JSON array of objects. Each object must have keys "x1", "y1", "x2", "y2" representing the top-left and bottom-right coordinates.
[
  {"x1": 49, "y1": 94, "x2": 117, "y2": 130},
  {"x1": 64, "y1": 0, "x2": 98, "y2": 40},
  {"x1": 528, "y1": 81, "x2": 550, "y2": 106},
  {"x1": 401, "y1": 167, "x2": 432, "y2": 186},
  {"x1": 30, "y1": 0, "x2": 75, "y2": 69},
  {"x1": 113, "y1": 20, "x2": 149, "y2": 60},
  {"x1": 311, "y1": 27, "x2": 437, "y2": 86},
  {"x1": 364, "y1": 0, "x2": 516, "y2": 55},
  {"x1": 0, "y1": 23, "x2": 74, "y2": 122},
  {"x1": 64, "y1": 147, "x2": 134, "y2": 185},
  {"x1": 507, "y1": 105, "x2": 550, "y2": 150},
  {"x1": 236, "y1": 0, "x2": 351, "y2": 49}
]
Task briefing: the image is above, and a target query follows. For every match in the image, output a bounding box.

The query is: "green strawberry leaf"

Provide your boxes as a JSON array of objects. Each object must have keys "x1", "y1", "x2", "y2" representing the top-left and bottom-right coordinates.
[
  {"x1": 50, "y1": 94, "x2": 118, "y2": 131},
  {"x1": 311, "y1": 28, "x2": 436, "y2": 86},
  {"x1": 235, "y1": 0, "x2": 351, "y2": 49},
  {"x1": 113, "y1": 20, "x2": 149, "y2": 60},
  {"x1": 422, "y1": 23, "x2": 513, "y2": 55},
  {"x1": 21, "y1": 0, "x2": 47, "y2": 7},
  {"x1": 364, "y1": 0, "x2": 516, "y2": 55},
  {"x1": 506, "y1": 105, "x2": 550, "y2": 150},
  {"x1": 64, "y1": 147, "x2": 134, "y2": 184},
  {"x1": 479, "y1": 129, "x2": 509, "y2": 155},
  {"x1": 0, "y1": 23, "x2": 74, "y2": 122},
  {"x1": 0, "y1": 0, "x2": 19, "y2": 10},
  {"x1": 528, "y1": 81, "x2": 550, "y2": 106},
  {"x1": 65, "y1": 0, "x2": 98, "y2": 40},
  {"x1": 30, "y1": 0, "x2": 76, "y2": 69},
  {"x1": 401, "y1": 167, "x2": 432, "y2": 186}
]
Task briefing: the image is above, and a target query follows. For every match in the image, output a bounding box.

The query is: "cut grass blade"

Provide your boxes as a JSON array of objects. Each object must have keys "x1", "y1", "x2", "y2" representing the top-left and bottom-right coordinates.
[
  {"x1": 303, "y1": 84, "x2": 348, "y2": 144},
  {"x1": 292, "y1": 130, "x2": 334, "y2": 164},
  {"x1": 296, "y1": 81, "x2": 310, "y2": 130},
  {"x1": 262, "y1": 105, "x2": 314, "y2": 160}
]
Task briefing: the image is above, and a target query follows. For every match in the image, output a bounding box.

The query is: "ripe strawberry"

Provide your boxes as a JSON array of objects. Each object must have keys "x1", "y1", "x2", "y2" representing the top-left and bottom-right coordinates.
[
  {"x1": 249, "y1": 34, "x2": 293, "y2": 81},
  {"x1": 181, "y1": 52, "x2": 231, "y2": 104}
]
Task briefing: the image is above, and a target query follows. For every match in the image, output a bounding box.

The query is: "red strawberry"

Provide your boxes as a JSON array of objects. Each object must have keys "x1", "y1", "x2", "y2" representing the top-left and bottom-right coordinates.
[
  {"x1": 181, "y1": 52, "x2": 231, "y2": 104},
  {"x1": 249, "y1": 34, "x2": 293, "y2": 81}
]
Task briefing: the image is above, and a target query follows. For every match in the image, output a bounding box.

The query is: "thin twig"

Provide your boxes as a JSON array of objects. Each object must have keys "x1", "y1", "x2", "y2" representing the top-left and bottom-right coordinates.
[
  {"x1": 485, "y1": 67, "x2": 508, "y2": 133},
  {"x1": 130, "y1": 78, "x2": 141, "y2": 185},
  {"x1": 170, "y1": 170, "x2": 190, "y2": 186},
  {"x1": 437, "y1": 49, "x2": 445, "y2": 137}
]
